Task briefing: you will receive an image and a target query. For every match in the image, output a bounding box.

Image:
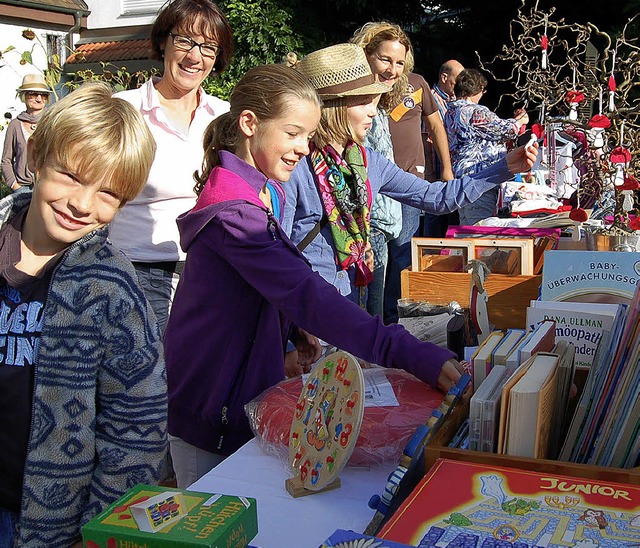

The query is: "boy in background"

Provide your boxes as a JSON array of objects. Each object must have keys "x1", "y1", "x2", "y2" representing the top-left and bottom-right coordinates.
[{"x1": 0, "y1": 82, "x2": 167, "y2": 547}]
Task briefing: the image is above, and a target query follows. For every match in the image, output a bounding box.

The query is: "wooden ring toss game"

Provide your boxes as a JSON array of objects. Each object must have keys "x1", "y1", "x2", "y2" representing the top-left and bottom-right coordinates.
[{"x1": 286, "y1": 351, "x2": 365, "y2": 497}]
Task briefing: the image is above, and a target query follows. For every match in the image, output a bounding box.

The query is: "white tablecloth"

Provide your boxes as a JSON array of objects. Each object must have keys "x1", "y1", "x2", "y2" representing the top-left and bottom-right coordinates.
[{"x1": 189, "y1": 439, "x2": 391, "y2": 547}]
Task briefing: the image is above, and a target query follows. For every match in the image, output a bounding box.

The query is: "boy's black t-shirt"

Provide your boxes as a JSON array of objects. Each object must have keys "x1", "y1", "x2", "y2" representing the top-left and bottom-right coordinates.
[{"x1": 0, "y1": 212, "x2": 58, "y2": 513}]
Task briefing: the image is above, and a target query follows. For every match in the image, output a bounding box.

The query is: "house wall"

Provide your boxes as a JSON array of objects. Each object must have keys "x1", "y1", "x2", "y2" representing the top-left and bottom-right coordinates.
[
  {"x1": 0, "y1": 22, "x2": 79, "y2": 122},
  {"x1": 84, "y1": 0, "x2": 163, "y2": 29}
]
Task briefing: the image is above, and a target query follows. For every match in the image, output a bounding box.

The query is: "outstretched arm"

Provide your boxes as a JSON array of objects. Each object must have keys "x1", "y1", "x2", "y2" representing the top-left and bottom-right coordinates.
[{"x1": 424, "y1": 111, "x2": 454, "y2": 180}]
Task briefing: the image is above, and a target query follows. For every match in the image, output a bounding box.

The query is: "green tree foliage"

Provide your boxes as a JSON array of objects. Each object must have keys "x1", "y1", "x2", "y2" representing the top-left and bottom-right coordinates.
[{"x1": 204, "y1": 0, "x2": 303, "y2": 99}]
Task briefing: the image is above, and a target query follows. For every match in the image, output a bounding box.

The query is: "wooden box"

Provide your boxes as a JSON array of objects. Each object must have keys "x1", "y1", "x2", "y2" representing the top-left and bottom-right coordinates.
[
  {"x1": 424, "y1": 385, "x2": 640, "y2": 485},
  {"x1": 400, "y1": 270, "x2": 541, "y2": 330}
]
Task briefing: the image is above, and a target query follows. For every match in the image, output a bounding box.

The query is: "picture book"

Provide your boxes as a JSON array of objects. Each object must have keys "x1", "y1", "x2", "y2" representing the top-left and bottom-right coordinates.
[
  {"x1": 547, "y1": 340, "x2": 577, "y2": 460},
  {"x1": 492, "y1": 328, "x2": 527, "y2": 367},
  {"x1": 541, "y1": 250, "x2": 640, "y2": 304},
  {"x1": 560, "y1": 281, "x2": 640, "y2": 466},
  {"x1": 82, "y1": 484, "x2": 257, "y2": 548},
  {"x1": 379, "y1": 458, "x2": 640, "y2": 547},
  {"x1": 526, "y1": 300, "x2": 623, "y2": 369},
  {"x1": 471, "y1": 330, "x2": 504, "y2": 391},
  {"x1": 518, "y1": 319, "x2": 555, "y2": 363},
  {"x1": 505, "y1": 352, "x2": 559, "y2": 458}
]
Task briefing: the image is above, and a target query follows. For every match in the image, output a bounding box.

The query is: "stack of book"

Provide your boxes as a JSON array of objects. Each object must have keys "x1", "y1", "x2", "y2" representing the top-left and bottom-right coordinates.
[
  {"x1": 462, "y1": 319, "x2": 577, "y2": 459},
  {"x1": 560, "y1": 281, "x2": 640, "y2": 467}
]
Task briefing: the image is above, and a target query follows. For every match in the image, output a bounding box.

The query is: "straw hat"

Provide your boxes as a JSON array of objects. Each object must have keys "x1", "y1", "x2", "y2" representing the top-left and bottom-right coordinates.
[
  {"x1": 16, "y1": 74, "x2": 52, "y2": 95},
  {"x1": 298, "y1": 43, "x2": 391, "y2": 100}
]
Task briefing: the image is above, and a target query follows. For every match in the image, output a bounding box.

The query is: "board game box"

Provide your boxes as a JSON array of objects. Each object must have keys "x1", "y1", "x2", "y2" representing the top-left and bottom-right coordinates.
[
  {"x1": 82, "y1": 484, "x2": 257, "y2": 548},
  {"x1": 379, "y1": 458, "x2": 640, "y2": 547}
]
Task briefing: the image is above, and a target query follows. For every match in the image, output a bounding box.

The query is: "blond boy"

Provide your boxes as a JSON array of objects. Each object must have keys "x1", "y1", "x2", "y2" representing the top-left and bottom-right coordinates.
[{"x1": 0, "y1": 82, "x2": 166, "y2": 547}]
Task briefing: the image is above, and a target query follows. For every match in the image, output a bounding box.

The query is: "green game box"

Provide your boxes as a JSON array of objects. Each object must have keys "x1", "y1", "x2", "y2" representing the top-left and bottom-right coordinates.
[{"x1": 82, "y1": 484, "x2": 257, "y2": 548}]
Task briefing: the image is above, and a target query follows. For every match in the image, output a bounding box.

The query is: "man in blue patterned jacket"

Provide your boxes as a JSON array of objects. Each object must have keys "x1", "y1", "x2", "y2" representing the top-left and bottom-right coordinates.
[{"x1": 0, "y1": 82, "x2": 167, "y2": 547}]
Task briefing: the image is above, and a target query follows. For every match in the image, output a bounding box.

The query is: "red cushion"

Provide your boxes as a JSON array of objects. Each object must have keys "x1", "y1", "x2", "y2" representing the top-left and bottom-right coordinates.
[{"x1": 245, "y1": 368, "x2": 444, "y2": 466}]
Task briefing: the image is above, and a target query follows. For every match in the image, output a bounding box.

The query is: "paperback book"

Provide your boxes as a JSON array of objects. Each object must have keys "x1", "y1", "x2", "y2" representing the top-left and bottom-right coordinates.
[
  {"x1": 526, "y1": 300, "x2": 622, "y2": 369},
  {"x1": 504, "y1": 352, "x2": 559, "y2": 458}
]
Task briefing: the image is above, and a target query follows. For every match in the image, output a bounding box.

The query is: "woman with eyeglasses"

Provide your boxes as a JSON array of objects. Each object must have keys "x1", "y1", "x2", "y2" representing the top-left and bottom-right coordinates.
[
  {"x1": 445, "y1": 68, "x2": 529, "y2": 226},
  {"x1": 112, "y1": 0, "x2": 233, "y2": 333},
  {"x1": 1, "y1": 74, "x2": 52, "y2": 192}
]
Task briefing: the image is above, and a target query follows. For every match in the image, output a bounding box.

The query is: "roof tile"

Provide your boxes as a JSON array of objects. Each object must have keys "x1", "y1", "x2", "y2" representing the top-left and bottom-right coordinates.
[{"x1": 66, "y1": 39, "x2": 152, "y2": 64}]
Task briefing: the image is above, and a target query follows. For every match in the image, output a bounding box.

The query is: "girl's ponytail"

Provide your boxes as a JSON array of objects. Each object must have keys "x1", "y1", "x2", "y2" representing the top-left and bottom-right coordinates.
[{"x1": 194, "y1": 112, "x2": 236, "y2": 195}]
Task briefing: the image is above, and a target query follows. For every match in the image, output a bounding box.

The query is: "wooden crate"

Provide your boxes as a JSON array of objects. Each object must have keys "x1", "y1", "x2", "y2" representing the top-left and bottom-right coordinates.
[
  {"x1": 400, "y1": 270, "x2": 541, "y2": 330},
  {"x1": 425, "y1": 381, "x2": 640, "y2": 484}
]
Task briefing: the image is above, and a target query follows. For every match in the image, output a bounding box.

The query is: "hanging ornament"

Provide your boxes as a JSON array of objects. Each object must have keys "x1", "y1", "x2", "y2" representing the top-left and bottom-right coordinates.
[
  {"x1": 569, "y1": 207, "x2": 588, "y2": 242},
  {"x1": 608, "y1": 75, "x2": 617, "y2": 112},
  {"x1": 608, "y1": 50, "x2": 617, "y2": 112},
  {"x1": 587, "y1": 114, "x2": 611, "y2": 150},
  {"x1": 619, "y1": 175, "x2": 639, "y2": 213},
  {"x1": 565, "y1": 90, "x2": 584, "y2": 121},
  {"x1": 541, "y1": 15, "x2": 548, "y2": 70},
  {"x1": 610, "y1": 146, "x2": 631, "y2": 187}
]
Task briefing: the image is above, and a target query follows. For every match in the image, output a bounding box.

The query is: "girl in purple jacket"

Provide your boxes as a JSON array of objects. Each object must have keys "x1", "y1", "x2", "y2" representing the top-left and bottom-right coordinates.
[{"x1": 164, "y1": 63, "x2": 468, "y2": 488}]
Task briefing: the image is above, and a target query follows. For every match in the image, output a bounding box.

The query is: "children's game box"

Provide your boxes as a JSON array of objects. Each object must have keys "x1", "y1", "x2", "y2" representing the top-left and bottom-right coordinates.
[
  {"x1": 82, "y1": 484, "x2": 257, "y2": 548},
  {"x1": 379, "y1": 458, "x2": 640, "y2": 547}
]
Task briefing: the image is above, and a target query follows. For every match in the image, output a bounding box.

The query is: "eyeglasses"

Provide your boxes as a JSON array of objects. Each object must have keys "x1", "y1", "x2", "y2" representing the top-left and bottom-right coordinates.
[
  {"x1": 169, "y1": 32, "x2": 220, "y2": 59},
  {"x1": 26, "y1": 91, "x2": 48, "y2": 98}
]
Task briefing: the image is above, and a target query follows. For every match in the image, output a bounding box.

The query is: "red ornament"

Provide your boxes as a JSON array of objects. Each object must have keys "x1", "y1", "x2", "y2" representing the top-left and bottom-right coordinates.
[
  {"x1": 608, "y1": 74, "x2": 617, "y2": 92},
  {"x1": 565, "y1": 90, "x2": 585, "y2": 104},
  {"x1": 620, "y1": 175, "x2": 640, "y2": 191},
  {"x1": 531, "y1": 123, "x2": 545, "y2": 139},
  {"x1": 569, "y1": 208, "x2": 588, "y2": 223},
  {"x1": 588, "y1": 114, "x2": 611, "y2": 129},
  {"x1": 541, "y1": 35, "x2": 548, "y2": 50},
  {"x1": 630, "y1": 217, "x2": 640, "y2": 232},
  {"x1": 610, "y1": 146, "x2": 631, "y2": 164}
]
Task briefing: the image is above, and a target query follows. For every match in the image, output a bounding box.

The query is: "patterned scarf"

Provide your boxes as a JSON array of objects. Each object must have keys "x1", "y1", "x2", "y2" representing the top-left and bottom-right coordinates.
[{"x1": 310, "y1": 141, "x2": 373, "y2": 287}]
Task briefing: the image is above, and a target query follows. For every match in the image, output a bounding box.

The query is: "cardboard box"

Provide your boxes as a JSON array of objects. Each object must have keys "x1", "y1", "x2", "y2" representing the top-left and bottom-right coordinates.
[
  {"x1": 82, "y1": 484, "x2": 257, "y2": 548},
  {"x1": 379, "y1": 457, "x2": 640, "y2": 547}
]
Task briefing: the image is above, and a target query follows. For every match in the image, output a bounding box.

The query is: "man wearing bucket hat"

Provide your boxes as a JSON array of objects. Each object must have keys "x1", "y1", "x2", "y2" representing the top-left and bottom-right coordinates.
[
  {"x1": 2, "y1": 74, "x2": 52, "y2": 191},
  {"x1": 283, "y1": 43, "x2": 537, "y2": 315}
]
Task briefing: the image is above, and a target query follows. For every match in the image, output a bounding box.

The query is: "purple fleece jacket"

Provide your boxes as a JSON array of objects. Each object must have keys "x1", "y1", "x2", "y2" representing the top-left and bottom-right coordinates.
[{"x1": 164, "y1": 151, "x2": 455, "y2": 455}]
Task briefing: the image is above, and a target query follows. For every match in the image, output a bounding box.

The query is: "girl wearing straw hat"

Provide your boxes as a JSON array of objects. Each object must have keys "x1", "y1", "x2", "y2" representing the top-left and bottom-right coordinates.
[
  {"x1": 164, "y1": 63, "x2": 468, "y2": 487},
  {"x1": 1, "y1": 74, "x2": 52, "y2": 191},
  {"x1": 283, "y1": 43, "x2": 537, "y2": 315}
]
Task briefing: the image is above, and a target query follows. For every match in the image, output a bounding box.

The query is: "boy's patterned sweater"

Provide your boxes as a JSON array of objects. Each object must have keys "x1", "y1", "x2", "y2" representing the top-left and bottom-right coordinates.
[{"x1": 0, "y1": 190, "x2": 167, "y2": 547}]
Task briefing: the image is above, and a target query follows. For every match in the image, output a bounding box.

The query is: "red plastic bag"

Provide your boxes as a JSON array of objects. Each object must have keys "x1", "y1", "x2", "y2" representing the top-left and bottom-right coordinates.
[{"x1": 245, "y1": 368, "x2": 444, "y2": 466}]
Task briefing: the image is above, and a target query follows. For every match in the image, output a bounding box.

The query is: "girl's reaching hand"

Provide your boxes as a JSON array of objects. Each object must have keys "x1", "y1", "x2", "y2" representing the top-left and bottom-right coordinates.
[
  {"x1": 437, "y1": 358, "x2": 464, "y2": 393},
  {"x1": 295, "y1": 329, "x2": 323, "y2": 372}
]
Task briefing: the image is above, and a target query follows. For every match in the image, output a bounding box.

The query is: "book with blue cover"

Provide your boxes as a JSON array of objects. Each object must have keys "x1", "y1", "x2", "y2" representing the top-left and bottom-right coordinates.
[{"x1": 541, "y1": 250, "x2": 640, "y2": 304}]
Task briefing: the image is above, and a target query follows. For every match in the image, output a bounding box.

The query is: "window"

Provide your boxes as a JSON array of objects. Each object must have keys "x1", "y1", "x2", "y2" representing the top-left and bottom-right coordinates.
[{"x1": 46, "y1": 33, "x2": 69, "y2": 66}]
